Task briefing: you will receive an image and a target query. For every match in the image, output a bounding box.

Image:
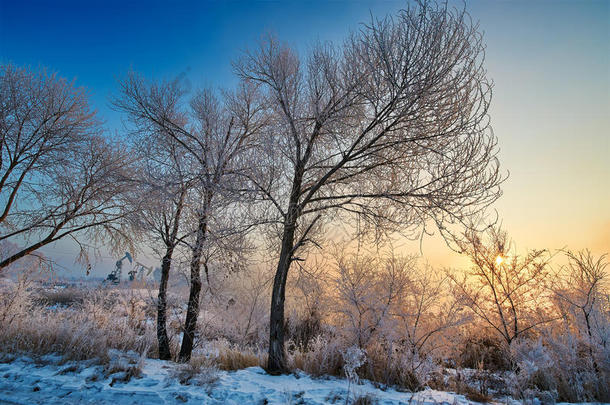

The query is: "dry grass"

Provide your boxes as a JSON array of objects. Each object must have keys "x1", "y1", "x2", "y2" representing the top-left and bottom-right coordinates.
[
  {"x1": 287, "y1": 335, "x2": 343, "y2": 377},
  {"x1": 0, "y1": 284, "x2": 156, "y2": 365},
  {"x1": 36, "y1": 287, "x2": 88, "y2": 307},
  {"x1": 462, "y1": 387, "x2": 492, "y2": 404},
  {"x1": 1, "y1": 278, "x2": 607, "y2": 403},
  {"x1": 353, "y1": 393, "x2": 378, "y2": 405},
  {"x1": 170, "y1": 355, "x2": 219, "y2": 386},
  {"x1": 215, "y1": 346, "x2": 265, "y2": 370}
]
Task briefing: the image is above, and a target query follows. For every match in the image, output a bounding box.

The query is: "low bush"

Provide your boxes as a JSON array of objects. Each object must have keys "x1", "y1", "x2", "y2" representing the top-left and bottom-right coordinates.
[
  {"x1": 170, "y1": 355, "x2": 219, "y2": 386},
  {"x1": 285, "y1": 308, "x2": 322, "y2": 351},
  {"x1": 458, "y1": 334, "x2": 512, "y2": 371}
]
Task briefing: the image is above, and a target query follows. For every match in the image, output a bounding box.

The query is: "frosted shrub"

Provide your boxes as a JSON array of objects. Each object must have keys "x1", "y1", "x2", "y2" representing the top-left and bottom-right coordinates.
[
  {"x1": 285, "y1": 307, "x2": 322, "y2": 351},
  {"x1": 192, "y1": 271, "x2": 269, "y2": 347},
  {"x1": 511, "y1": 339, "x2": 553, "y2": 378},
  {"x1": 361, "y1": 340, "x2": 437, "y2": 391},
  {"x1": 286, "y1": 259, "x2": 329, "y2": 350},
  {"x1": 287, "y1": 335, "x2": 344, "y2": 376},
  {"x1": 457, "y1": 333, "x2": 512, "y2": 371},
  {"x1": 333, "y1": 254, "x2": 409, "y2": 349},
  {"x1": 343, "y1": 345, "x2": 366, "y2": 404},
  {"x1": 450, "y1": 228, "x2": 555, "y2": 346},
  {"x1": 508, "y1": 330, "x2": 610, "y2": 403},
  {"x1": 170, "y1": 354, "x2": 219, "y2": 386},
  {"x1": 0, "y1": 277, "x2": 33, "y2": 327},
  {"x1": 343, "y1": 345, "x2": 365, "y2": 382},
  {"x1": 398, "y1": 348, "x2": 439, "y2": 390},
  {"x1": 509, "y1": 339, "x2": 557, "y2": 401},
  {"x1": 544, "y1": 330, "x2": 609, "y2": 402}
]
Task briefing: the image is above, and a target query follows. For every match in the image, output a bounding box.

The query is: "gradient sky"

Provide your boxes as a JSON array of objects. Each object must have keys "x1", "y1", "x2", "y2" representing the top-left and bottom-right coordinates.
[{"x1": 1, "y1": 0, "x2": 608, "y2": 275}]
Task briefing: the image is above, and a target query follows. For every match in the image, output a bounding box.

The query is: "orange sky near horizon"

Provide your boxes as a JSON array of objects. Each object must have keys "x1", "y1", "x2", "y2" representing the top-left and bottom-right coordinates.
[{"x1": 418, "y1": 0, "x2": 609, "y2": 269}]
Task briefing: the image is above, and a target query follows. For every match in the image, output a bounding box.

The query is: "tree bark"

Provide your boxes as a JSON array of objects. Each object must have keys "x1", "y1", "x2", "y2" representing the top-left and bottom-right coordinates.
[
  {"x1": 583, "y1": 309, "x2": 599, "y2": 372},
  {"x1": 266, "y1": 221, "x2": 297, "y2": 374},
  {"x1": 156, "y1": 189, "x2": 185, "y2": 361},
  {"x1": 0, "y1": 234, "x2": 55, "y2": 271},
  {"x1": 157, "y1": 248, "x2": 174, "y2": 360},
  {"x1": 178, "y1": 213, "x2": 207, "y2": 362},
  {"x1": 266, "y1": 164, "x2": 303, "y2": 374}
]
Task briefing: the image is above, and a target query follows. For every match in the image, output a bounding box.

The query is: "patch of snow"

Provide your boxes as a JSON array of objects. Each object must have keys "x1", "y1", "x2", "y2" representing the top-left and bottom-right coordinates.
[{"x1": 0, "y1": 355, "x2": 501, "y2": 404}]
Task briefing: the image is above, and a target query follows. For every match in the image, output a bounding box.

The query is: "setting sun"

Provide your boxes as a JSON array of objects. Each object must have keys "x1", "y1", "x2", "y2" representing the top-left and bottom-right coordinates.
[{"x1": 495, "y1": 255, "x2": 505, "y2": 265}]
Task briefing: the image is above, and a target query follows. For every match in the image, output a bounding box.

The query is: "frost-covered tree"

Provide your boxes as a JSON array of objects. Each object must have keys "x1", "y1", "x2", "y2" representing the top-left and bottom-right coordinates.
[
  {"x1": 333, "y1": 250, "x2": 464, "y2": 378},
  {"x1": 121, "y1": 121, "x2": 194, "y2": 360},
  {"x1": 236, "y1": 1, "x2": 503, "y2": 373},
  {"x1": 394, "y1": 263, "x2": 465, "y2": 372},
  {"x1": 553, "y1": 250, "x2": 608, "y2": 369},
  {"x1": 0, "y1": 64, "x2": 134, "y2": 271},
  {"x1": 333, "y1": 252, "x2": 409, "y2": 349},
  {"x1": 114, "y1": 73, "x2": 265, "y2": 361},
  {"x1": 450, "y1": 228, "x2": 554, "y2": 346}
]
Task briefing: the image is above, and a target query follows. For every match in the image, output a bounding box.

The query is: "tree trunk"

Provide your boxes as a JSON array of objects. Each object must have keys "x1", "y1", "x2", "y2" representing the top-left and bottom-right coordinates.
[
  {"x1": 266, "y1": 165, "x2": 303, "y2": 374},
  {"x1": 157, "y1": 188, "x2": 185, "y2": 361},
  {"x1": 266, "y1": 222, "x2": 297, "y2": 374},
  {"x1": 583, "y1": 309, "x2": 599, "y2": 372},
  {"x1": 157, "y1": 248, "x2": 173, "y2": 360},
  {"x1": 178, "y1": 214, "x2": 207, "y2": 363}
]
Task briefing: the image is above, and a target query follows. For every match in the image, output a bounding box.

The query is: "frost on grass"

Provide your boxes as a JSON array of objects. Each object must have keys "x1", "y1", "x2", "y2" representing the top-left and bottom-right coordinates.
[
  {"x1": 104, "y1": 349, "x2": 145, "y2": 386},
  {"x1": 0, "y1": 247, "x2": 608, "y2": 403},
  {"x1": 169, "y1": 355, "x2": 219, "y2": 387}
]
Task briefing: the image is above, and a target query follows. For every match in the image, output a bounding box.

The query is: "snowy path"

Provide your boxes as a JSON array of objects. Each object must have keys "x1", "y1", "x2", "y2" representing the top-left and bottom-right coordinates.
[{"x1": 0, "y1": 356, "x2": 482, "y2": 404}]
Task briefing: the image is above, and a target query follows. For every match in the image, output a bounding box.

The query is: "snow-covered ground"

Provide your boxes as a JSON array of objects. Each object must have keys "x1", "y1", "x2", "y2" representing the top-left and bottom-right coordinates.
[{"x1": 0, "y1": 355, "x2": 487, "y2": 405}]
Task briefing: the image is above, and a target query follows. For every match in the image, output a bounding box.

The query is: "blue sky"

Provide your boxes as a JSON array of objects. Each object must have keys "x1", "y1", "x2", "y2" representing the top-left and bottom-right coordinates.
[
  {"x1": 1, "y1": 0, "x2": 400, "y2": 130},
  {"x1": 1, "y1": 0, "x2": 608, "y2": 275}
]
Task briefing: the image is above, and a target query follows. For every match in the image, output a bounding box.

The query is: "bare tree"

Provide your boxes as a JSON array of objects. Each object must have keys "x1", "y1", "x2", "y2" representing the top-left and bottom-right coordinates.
[
  {"x1": 553, "y1": 250, "x2": 608, "y2": 369},
  {"x1": 0, "y1": 64, "x2": 134, "y2": 271},
  {"x1": 114, "y1": 73, "x2": 265, "y2": 362},
  {"x1": 449, "y1": 228, "x2": 554, "y2": 346},
  {"x1": 124, "y1": 123, "x2": 194, "y2": 360},
  {"x1": 235, "y1": 1, "x2": 503, "y2": 373},
  {"x1": 333, "y1": 251, "x2": 409, "y2": 349},
  {"x1": 394, "y1": 263, "x2": 466, "y2": 373}
]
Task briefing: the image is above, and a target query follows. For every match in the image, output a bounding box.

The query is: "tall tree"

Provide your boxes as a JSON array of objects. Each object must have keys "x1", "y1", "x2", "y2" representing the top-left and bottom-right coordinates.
[
  {"x1": 114, "y1": 73, "x2": 265, "y2": 362},
  {"x1": 235, "y1": 1, "x2": 503, "y2": 373},
  {"x1": 0, "y1": 64, "x2": 133, "y2": 271},
  {"x1": 124, "y1": 126, "x2": 193, "y2": 360}
]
